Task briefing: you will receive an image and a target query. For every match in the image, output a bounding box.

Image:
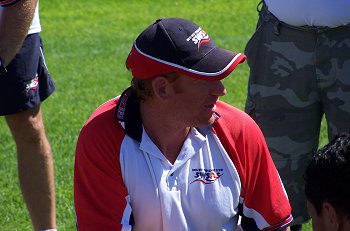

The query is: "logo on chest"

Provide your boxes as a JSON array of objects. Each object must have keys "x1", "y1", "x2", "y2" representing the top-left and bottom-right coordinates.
[{"x1": 190, "y1": 168, "x2": 223, "y2": 184}]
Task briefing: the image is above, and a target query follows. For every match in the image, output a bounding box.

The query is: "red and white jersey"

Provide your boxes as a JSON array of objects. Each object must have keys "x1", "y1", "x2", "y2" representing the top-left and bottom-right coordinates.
[{"x1": 74, "y1": 88, "x2": 292, "y2": 231}]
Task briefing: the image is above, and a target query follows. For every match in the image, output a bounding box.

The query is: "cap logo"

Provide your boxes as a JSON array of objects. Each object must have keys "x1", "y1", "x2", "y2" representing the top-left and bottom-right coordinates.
[{"x1": 186, "y1": 27, "x2": 211, "y2": 49}]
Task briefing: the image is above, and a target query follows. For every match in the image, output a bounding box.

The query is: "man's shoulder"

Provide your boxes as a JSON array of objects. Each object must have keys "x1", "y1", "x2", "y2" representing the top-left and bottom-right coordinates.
[
  {"x1": 217, "y1": 100, "x2": 247, "y2": 114},
  {"x1": 216, "y1": 101, "x2": 254, "y2": 125},
  {"x1": 85, "y1": 97, "x2": 119, "y2": 125},
  {"x1": 214, "y1": 100, "x2": 263, "y2": 141},
  {"x1": 80, "y1": 97, "x2": 124, "y2": 139}
]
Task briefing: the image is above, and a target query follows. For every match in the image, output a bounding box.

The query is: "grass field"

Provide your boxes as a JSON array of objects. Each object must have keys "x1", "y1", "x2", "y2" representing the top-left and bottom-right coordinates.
[{"x1": 0, "y1": 0, "x2": 327, "y2": 230}]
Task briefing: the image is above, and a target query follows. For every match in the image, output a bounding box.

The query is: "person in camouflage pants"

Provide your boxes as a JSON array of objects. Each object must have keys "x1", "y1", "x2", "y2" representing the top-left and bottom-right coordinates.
[{"x1": 244, "y1": 2, "x2": 350, "y2": 230}]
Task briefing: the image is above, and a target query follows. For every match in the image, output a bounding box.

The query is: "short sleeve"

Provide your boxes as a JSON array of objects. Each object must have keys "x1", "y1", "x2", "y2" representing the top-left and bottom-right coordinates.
[{"x1": 213, "y1": 101, "x2": 293, "y2": 230}]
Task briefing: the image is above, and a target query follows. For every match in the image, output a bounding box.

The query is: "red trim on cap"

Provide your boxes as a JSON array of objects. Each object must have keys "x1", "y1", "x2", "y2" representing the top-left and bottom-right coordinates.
[
  {"x1": 126, "y1": 45, "x2": 174, "y2": 79},
  {"x1": 178, "y1": 54, "x2": 246, "y2": 81},
  {"x1": 126, "y1": 44, "x2": 246, "y2": 81}
]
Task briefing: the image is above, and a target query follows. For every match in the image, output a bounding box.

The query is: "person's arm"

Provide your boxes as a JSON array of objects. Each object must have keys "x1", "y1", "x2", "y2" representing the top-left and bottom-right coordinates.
[
  {"x1": 213, "y1": 102, "x2": 293, "y2": 230},
  {"x1": 237, "y1": 122, "x2": 293, "y2": 231},
  {"x1": 74, "y1": 99, "x2": 132, "y2": 230},
  {"x1": 0, "y1": 0, "x2": 37, "y2": 67}
]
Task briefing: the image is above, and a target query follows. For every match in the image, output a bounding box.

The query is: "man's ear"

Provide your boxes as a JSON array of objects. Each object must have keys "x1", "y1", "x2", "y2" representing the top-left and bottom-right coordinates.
[
  {"x1": 151, "y1": 76, "x2": 170, "y2": 100},
  {"x1": 323, "y1": 201, "x2": 340, "y2": 231}
]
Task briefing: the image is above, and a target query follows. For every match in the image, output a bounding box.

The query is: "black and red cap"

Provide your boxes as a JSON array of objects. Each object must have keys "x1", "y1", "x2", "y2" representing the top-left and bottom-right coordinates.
[{"x1": 126, "y1": 18, "x2": 246, "y2": 81}]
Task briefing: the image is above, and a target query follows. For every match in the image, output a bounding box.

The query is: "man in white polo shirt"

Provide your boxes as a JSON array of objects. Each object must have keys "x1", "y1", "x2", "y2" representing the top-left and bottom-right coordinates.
[
  {"x1": 74, "y1": 17, "x2": 293, "y2": 230},
  {"x1": 0, "y1": 1, "x2": 57, "y2": 230},
  {"x1": 244, "y1": 1, "x2": 350, "y2": 230}
]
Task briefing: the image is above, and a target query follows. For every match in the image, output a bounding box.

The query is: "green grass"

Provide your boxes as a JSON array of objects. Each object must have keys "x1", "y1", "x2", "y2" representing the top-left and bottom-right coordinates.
[{"x1": 0, "y1": 0, "x2": 327, "y2": 230}]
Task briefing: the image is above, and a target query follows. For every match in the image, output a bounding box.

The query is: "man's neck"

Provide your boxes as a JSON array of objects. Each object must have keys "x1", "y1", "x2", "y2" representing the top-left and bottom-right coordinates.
[{"x1": 140, "y1": 102, "x2": 190, "y2": 164}]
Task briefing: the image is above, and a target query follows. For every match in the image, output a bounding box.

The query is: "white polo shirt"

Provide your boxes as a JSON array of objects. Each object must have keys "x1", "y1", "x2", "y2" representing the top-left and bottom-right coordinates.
[
  {"x1": 121, "y1": 126, "x2": 241, "y2": 230},
  {"x1": 265, "y1": 0, "x2": 350, "y2": 27},
  {"x1": 28, "y1": 1, "x2": 41, "y2": 34}
]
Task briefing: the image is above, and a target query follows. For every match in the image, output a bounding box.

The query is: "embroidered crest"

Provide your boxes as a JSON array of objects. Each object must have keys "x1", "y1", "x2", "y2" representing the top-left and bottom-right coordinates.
[
  {"x1": 190, "y1": 168, "x2": 223, "y2": 184},
  {"x1": 186, "y1": 27, "x2": 211, "y2": 49}
]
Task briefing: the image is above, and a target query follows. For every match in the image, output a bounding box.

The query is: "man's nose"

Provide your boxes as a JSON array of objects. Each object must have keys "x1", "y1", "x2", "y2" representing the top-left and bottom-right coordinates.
[{"x1": 212, "y1": 80, "x2": 227, "y2": 96}]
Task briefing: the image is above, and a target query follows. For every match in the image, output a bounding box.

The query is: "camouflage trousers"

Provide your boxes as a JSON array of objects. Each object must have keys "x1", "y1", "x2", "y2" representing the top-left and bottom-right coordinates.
[{"x1": 244, "y1": 4, "x2": 350, "y2": 225}]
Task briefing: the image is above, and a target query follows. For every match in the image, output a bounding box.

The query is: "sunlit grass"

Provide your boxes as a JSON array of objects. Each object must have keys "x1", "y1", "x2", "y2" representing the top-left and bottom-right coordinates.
[{"x1": 0, "y1": 1, "x2": 322, "y2": 230}]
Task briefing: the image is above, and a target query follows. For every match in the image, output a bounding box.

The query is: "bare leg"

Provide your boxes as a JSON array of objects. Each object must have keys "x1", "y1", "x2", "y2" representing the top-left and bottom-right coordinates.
[{"x1": 5, "y1": 105, "x2": 56, "y2": 230}]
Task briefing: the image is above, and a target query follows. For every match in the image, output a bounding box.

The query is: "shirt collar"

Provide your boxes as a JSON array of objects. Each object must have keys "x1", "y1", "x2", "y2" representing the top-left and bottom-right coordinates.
[{"x1": 116, "y1": 87, "x2": 221, "y2": 143}]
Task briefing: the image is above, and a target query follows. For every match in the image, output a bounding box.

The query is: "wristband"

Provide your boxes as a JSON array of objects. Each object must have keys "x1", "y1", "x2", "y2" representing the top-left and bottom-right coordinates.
[{"x1": 0, "y1": 57, "x2": 7, "y2": 76}]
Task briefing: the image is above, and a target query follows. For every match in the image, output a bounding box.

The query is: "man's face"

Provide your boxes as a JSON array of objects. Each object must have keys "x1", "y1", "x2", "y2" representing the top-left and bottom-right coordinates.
[
  {"x1": 169, "y1": 75, "x2": 227, "y2": 127},
  {"x1": 306, "y1": 200, "x2": 343, "y2": 231},
  {"x1": 307, "y1": 200, "x2": 326, "y2": 231}
]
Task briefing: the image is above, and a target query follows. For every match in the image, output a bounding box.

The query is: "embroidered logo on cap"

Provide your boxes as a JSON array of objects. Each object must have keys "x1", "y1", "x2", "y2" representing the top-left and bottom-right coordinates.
[
  {"x1": 186, "y1": 27, "x2": 211, "y2": 49},
  {"x1": 190, "y1": 168, "x2": 223, "y2": 184}
]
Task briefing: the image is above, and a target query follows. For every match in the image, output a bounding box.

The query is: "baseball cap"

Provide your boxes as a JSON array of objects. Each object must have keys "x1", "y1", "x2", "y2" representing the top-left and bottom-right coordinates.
[{"x1": 126, "y1": 18, "x2": 246, "y2": 81}]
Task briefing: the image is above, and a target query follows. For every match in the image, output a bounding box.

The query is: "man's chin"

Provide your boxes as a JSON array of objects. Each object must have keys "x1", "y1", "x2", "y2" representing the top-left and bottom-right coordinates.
[{"x1": 202, "y1": 116, "x2": 217, "y2": 127}]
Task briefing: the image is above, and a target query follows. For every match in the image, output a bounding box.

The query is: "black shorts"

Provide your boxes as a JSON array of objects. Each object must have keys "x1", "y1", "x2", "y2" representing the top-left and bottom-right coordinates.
[{"x1": 0, "y1": 33, "x2": 56, "y2": 115}]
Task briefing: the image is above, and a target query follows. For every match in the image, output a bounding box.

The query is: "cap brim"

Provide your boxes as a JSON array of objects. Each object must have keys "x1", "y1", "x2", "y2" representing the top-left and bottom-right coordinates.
[
  {"x1": 189, "y1": 47, "x2": 246, "y2": 80},
  {"x1": 126, "y1": 44, "x2": 246, "y2": 80}
]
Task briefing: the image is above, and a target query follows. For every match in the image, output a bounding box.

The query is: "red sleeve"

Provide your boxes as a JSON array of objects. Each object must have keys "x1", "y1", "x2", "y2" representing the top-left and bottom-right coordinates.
[
  {"x1": 213, "y1": 101, "x2": 292, "y2": 230},
  {"x1": 74, "y1": 99, "x2": 129, "y2": 231},
  {"x1": 0, "y1": 0, "x2": 21, "y2": 6}
]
